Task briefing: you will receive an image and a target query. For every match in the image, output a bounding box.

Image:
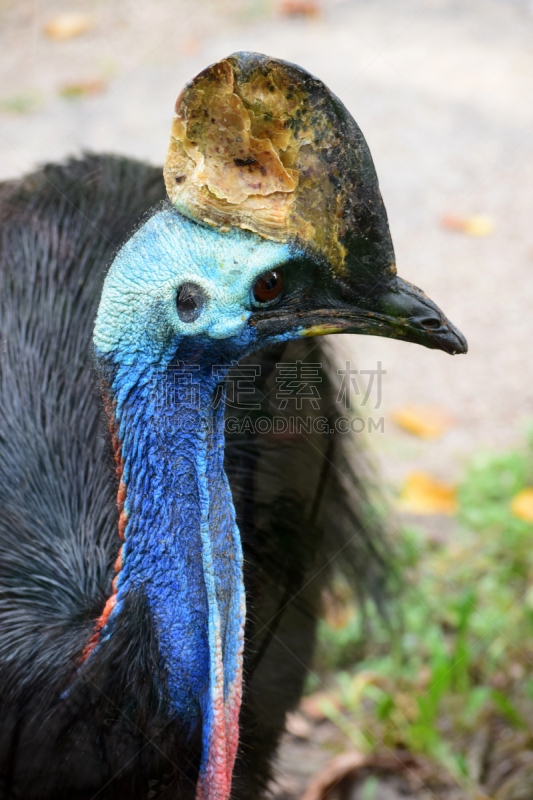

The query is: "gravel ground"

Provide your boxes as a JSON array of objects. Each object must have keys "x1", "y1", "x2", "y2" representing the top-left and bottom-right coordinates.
[
  {"x1": 1, "y1": 0, "x2": 532, "y2": 795},
  {"x1": 1, "y1": 0, "x2": 532, "y2": 490}
]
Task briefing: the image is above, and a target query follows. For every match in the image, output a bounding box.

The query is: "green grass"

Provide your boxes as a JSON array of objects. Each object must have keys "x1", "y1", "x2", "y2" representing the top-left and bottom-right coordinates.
[
  {"x1": 313, "y1": 431, "x2": 533, "y2": 791},
  {"x1": 0, "y1": 90, "x2": 41, "y2": 114}
]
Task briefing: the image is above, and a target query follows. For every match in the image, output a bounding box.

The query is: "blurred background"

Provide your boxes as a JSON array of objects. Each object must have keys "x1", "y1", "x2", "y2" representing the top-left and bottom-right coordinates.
[{"x1": 2, "y1": 1, "x2": 533, "y2": 797}]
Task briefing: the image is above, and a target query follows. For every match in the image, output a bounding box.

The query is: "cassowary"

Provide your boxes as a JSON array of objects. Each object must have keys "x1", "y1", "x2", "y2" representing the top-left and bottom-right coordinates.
[{"x1": 0, "y1": 53, "x2": 466, "y2": 800}]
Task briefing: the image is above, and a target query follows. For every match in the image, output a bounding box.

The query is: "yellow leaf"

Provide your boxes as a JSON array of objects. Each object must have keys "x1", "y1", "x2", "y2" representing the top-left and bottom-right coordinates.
[
  {"x1": 59, "y1": 80, "x2": 106, "y2": 99},
  {"x1": 279, "y1": 0, "x2": 321, "y2": 17},
  {"x1": 398, "y1": 471, "x2": 457, "y2": 516},
  {"x1": 441, "y1": 214, "x2": 494, "y2": 237},
  {"x1": 462, "y1": 215, "x2": 494, "y2": 237},
  {"x1": 44, "y1": 13, "x2": 95, "y2": 40},
  {"x1": 391, "y1": 405, "x2": 454, "y2": 439},
  {"x1": 511, "y1": 488, "x2": 533, "y2": 522}
]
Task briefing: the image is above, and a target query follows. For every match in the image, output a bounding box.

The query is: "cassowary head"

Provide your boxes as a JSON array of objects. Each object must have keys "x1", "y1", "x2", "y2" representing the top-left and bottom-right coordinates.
[
  {"x1": 92, "y1": 52, "x2": 466, "y2": 800},
  {"x1": 96, "y1": 50, "x2": 467, "y2": 366}
]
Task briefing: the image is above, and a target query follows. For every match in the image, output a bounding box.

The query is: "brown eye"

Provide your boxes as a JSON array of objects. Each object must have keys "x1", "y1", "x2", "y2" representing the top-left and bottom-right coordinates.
[{"x1": 252, "y1": 269, "x2": 284, "y2": 305}]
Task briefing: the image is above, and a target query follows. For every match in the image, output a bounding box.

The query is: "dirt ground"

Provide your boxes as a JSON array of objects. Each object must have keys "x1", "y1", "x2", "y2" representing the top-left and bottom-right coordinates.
[
  {"x1": 2, "y1": 0, "x2": 533, "y2": 487},
  {"x1": 1, "y1": 0, "x2": 532, "y2": 796}
]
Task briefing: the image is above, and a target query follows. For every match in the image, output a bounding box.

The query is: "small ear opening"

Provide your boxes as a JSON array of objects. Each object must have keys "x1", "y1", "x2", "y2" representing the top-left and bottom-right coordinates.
[{"x1": 176, "y1": 282, "x2": 206, "y2": 323}]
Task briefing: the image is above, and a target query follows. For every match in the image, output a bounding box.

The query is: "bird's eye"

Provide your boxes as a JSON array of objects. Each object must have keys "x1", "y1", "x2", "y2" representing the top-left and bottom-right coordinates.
[
  {"x1": 252, "y1": 269, "x2": 284, "y2": 306},
  {"x1": 176, "y1": 282, "x2": 206, "y2": 323}
]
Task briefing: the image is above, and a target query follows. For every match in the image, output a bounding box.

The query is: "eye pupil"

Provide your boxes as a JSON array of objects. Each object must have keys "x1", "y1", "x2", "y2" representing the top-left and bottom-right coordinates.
[{"x1": 253, "y1": 269, "x2": 284, "y2": 304}]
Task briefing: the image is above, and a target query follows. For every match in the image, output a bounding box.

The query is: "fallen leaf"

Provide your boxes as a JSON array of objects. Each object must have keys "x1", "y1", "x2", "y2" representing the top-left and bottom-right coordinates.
[
  {"x1": 462, "y1": 215, "x2": 495, "y2": 236},
  {"x1": 391, "y1": 405, "x2": 454, "y2": 439},
  {"x1": 398, "y1": 471, "x2": 457, "y2": 516},
  {"x1": 511, "y1": 488, "x2": 533, "y2": 522},
  {"x1": 300, "y1": 751, "x2": 366, "y2": 800},
  {"x1": 279, "y1": 0, "x2": 321, "y2": 18},
  {"x1": 44, "y1": 13, "x2": 96, "y2": 40},
  {"x1": 299, "y1": 691, "x2": 340, "y2": 722},
  {"x1": 300, "y1": 749, "x2": 420, "y2": 800},
  {"x1": 285, "y1": 711, "x2": 313, "y2": 739},
  {"x1": 59, "y1": 79, "x2": 106, "y2": 99},
  {"x1": 441, "y1": 214, "x2": 494, "y2": 237}
]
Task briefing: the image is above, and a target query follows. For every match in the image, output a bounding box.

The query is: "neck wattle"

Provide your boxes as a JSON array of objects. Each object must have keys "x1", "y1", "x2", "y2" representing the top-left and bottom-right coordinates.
[{"x1": 89, "y1": 351, "x2": 245, "y2": 800}]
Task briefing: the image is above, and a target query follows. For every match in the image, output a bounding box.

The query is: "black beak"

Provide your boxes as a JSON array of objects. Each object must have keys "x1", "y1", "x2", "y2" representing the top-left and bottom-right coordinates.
[
  {"x1": 365, "y1": 276, "x2": 468, "y2": 354},
  {"x1": 250, "y1": 271, "x2": 467, "y2": 356}
]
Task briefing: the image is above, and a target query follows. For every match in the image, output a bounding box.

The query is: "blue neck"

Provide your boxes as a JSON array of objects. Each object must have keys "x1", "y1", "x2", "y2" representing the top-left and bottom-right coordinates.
[{"x1": 95, "y1": 344, "x2": 245, "y2": 795}]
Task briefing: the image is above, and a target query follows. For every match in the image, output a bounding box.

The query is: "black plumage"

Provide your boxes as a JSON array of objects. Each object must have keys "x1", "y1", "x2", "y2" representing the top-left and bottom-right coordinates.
[{"x1": 0, "y1": 155, "x2": 389, "y2": 799}]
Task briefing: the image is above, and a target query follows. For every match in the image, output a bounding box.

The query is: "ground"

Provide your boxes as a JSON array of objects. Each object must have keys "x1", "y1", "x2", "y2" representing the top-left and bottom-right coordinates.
[{"x1": 1, "y1": 1, "x2": 532, "y2": 797}]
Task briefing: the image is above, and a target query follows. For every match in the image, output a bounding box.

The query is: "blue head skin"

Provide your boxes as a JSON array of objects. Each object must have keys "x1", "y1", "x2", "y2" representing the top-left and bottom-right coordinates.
[{"x1": 91, "y1": 204, "x2": 466, "y2": 800}]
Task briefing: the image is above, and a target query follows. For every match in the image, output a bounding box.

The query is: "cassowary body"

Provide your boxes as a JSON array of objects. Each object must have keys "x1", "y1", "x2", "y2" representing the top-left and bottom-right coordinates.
[
  {"x1": 0, "y1": 156, "x2": 383, "y2": 799},
  {"x1": 0, "y1": 52, "x2": 466, "y2": 800}
]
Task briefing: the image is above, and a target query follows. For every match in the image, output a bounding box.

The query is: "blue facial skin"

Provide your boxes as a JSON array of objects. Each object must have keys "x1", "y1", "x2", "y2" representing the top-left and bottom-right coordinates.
[
  {"x1": 92, "y1": 207, "x2": 294, "y2": 731},
  {"x1": 94, "y1": 206, "x2": 292, "y2": 359}
]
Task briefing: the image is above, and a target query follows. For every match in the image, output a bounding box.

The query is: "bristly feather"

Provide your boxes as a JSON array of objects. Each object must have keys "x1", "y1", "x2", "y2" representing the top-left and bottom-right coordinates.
[{"x1": 0, "y1": 155, "x2": 391, "y2": 799}]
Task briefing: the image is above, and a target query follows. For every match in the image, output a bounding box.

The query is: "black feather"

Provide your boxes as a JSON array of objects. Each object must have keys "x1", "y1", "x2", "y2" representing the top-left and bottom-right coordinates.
[{"x1": 0, "y1": 155, "x2": 391, "y2": 799}]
